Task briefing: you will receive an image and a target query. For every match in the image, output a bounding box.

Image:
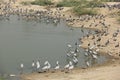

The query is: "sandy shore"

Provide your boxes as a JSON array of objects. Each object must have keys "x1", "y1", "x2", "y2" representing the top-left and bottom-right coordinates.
[
  {"x1": 21, "y1": 60, "x2": 120, "y2": 80},
  {"x1": 1, "y1": 0, "x2": 120, "y2": 80}
]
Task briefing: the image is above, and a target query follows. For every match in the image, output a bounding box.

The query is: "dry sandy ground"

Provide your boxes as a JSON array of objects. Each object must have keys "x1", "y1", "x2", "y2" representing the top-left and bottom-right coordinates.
[{"x1": 2, "y1": 0, "x2": 120, "y2": 80}]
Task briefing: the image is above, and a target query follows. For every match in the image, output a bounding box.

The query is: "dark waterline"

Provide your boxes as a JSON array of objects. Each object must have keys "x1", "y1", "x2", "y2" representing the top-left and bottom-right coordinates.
[{"x1": 0, "y1": 15, "x2": 107, "y2": 76}]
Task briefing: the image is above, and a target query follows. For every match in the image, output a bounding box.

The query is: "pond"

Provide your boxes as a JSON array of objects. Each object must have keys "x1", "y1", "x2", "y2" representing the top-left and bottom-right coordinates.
[{"x1": 0, "y1": 15, "x2": 107, "y2": 76}]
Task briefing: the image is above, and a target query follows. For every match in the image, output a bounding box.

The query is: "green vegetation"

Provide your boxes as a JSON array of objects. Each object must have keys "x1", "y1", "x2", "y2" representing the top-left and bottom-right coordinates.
[
  {"x1": 31, "y1": 0, "x2": 53, "y2": 6},
  {"x1": 56, "y1": 0, "x2": 82, "y2": 7},
  {"x1": 21, "y1": 1, "x2": 31, "y2": 5},
  {"x1": 117, "y1": 11, "x2": 120, "y2": 23},
  {"x1": 73, "y1": 6, "x2": 97, "y2": 16},
  {"x1": 22, "y1": 0, "x2": 108, "y2": 15},
  {"x1": 85, "y1": 0, "x2": 103, "y2": 8},
  {"x1": 56, "y1": 0, "x2": 99, "y2": 15},
  {"x1": 118, "y1": 18, "x2": 120, "y2": 23},
  {"x1": 56, "y1": 0, "x2": 104, "y2": 8},
  {"x1": 101, "y1": 0, "x2": 120, "y2": 2}
]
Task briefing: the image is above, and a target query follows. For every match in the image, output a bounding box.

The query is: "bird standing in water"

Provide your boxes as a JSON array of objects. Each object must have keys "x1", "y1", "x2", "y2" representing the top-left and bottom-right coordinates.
[
  {"x1": 32, "y1": 60, "x2": 35, "y2": 72},
  {"x1": 20, "y1": 63, "x2": 24, "y2": 74},
  {"x1": 36, "y1": 60, "x2": 40, "y2": 72},
  {"x1": 42, "y1": 61, "x2": 51, "y2": 72},
  {"x1": 54, "y1": 61, "x2": 60, "y2": 70}
]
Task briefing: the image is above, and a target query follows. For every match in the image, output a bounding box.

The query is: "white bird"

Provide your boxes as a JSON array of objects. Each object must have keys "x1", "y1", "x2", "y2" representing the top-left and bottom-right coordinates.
[
  {"x1": 89, "y1": 45, "x2": 95, "y2": 49},
  {"x1": 68, "y1": 61, "x2": 74, "y2": 70},
  {"x1": 70, "y1": 51, "x2": 74, "y2": 54},
  {"x1": 72, "y1": 56, "x2": 78, "y2": 64},
  {"x1": 44, "y1": 61, "x2": 49, "y2": 65},
  {"x1": 73, "y1": 53, "x2": 77, "y2": 57},
  {"x1": 78, "y1": 44, "x2": 82, "y2": 47},
  {"x1": 96, "y1": 48, "x2": 100, "y2": 52},
  {"x1": 20, "y1": 63, "x2": 24, "y2": 74},
  {"x1": 75, "y1": 48, "x2": 79, "y2": 53},
  {"x1": 9, "y1": 74, "x2": 16, "y2": 77},
  {"x1": 46, "y1": 19, "x2": 50, "y2": 23},
  {"x1": 32, "y1": 60, "x2": 35, "y2": 72},
  {"x1": 85, "y1": 49, "x2": 89, "y2": 52},
  {"x1": 42, "y1": 65, "x2": 48, "y2": 70},
  {"x1": 69, "y1": 66, "x2": 74, "y2": 70},
  {"x1": 89, "y1": 50, "x2": 93, "y2": 53},
  {"x1": 86, "y1": 61, "x2": 90, "y2": 67},
  {"x1": 53, "y1": 19, "x2": 58, "y2": 24},
  {"x1": 47, "y1": 61, "x2": 51, "y2": 70},
  {"x1": 20, "y1": 63, "x2": 24, "y2": 68},
  {"x1": 42, "y1": 61, "x2": 51, "y2": 71},
  {"x1": 36, "y1": 60, "x2": 40, "y2": 71},
  {"x1": 92, "y1": 54, "x2": 98, "y2": 59},
  {"x1": 54, "y1": 61, "x2": 60, "y2": 70},
  {"x1": 84, "y1": 52, "x2": 89, "y2": 56},
  {"x1": 64, "y1": 63, "x2": 70, "y2": 69},
  {"x1": 66, "y1": 53, "x2": 71, "y2": 57},
  {"x1": 64, "y1": 61, "x2": 74, "y2": 73},
  {"x1": 67, "y1": 44, "x2": 72, "y2": 48},
  {"x1": 93, "y1": 51, "x2": 98, "y2": 55},
  {"x1": 32, "y1": 60, "x2": 35, "y2": 68}
]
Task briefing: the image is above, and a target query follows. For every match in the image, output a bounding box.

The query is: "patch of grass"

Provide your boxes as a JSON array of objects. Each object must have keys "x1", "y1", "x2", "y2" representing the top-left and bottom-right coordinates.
[
  {"x1": 86, "y1": 1, "x2": 104, "y2": 8},
  {"x1": 101, "y1": 0, "x2": 120, "y2": 2},
  {"x1": 21, "y1": 1, "x2": 31, "y2": 5},
  {"x1": 101, "y1": 0, "x2": 116, "y2": 2},
  {"x1": 56, "y1": 0, "x2": 98, "y2": 15},
  {"x1": 31, "y1": 0, "x2": 53, "y2": 6},
  {"x1": 56, "y1": 0, "x2": 82, "y2": 7},
  {"x1": 117, "y1": 13, "x2": 120, "y2": 23},
  {"x1": 117, "y1": 18, "x2": 120, "y2": 23},
  {"x1": 56, "y1": 0, "x2": 103, "y2": 8},
  {"x1": 73, "y1": 6, "x2": 97, "y2": 16}
]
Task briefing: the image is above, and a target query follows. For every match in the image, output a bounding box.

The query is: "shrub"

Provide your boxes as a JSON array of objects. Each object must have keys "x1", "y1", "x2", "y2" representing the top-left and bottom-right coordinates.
[
  {"x1": 21, "y1": 1, "x2": 31, "y2": 5},
  {"x1": 86, "y1": 1, "x2": 104, "y2": 8},
  {"x1": 73, "y1": 6, "x2": 97, "y2": 16},
  {"x1": 56, "y1": 0, "x2": 81, "y2": 7},
  {"x1": 31, "y1": 0, "x2": 53, "y2": 6}
]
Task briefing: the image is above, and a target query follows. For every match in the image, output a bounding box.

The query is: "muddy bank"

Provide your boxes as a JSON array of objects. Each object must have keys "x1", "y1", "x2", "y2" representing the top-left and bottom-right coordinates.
[{"x1": 21, "y1": 59, "x2": 120, "y2": 80}]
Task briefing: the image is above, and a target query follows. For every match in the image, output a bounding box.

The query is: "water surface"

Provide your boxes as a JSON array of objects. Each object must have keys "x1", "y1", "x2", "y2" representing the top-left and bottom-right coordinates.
[{"x1": 0, "y1": 16, "x2": 107, "y2": 75}]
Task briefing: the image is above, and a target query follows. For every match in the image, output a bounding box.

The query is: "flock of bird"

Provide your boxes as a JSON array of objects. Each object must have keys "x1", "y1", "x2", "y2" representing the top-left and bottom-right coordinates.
[
  {"x1": 0, "y1": 2, "x2": 63, "y2": 25},
  {"x1": 19, "y1": 43, "x2": 78, "y2": 74},
  {"x1": 18, "y1": 42, "x2": 100, "y2": 74},
  {"x1": 0, "y1": 1, "x2": 119, "y2": 26}
]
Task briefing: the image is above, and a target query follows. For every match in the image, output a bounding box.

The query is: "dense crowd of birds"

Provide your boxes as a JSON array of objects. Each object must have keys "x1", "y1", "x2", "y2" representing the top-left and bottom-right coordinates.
[
  {"x1": 0, "y1": 2, "x2": 120, "y2": 26},
  {"x1": 0, "y1": 2, "x2": 64, "y2": 25}
]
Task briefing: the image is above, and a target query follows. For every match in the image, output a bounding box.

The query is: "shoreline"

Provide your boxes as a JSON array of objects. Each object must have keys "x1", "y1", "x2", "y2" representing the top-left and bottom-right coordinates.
[{"x1": 21, "y1": 59, "x2": 120, "y2": 80}]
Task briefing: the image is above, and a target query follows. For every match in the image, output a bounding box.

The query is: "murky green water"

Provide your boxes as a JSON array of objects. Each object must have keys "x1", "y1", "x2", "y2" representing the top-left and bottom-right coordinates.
[{"x1": 0, "y1": 15, "x2": 107, "y2": 75}]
